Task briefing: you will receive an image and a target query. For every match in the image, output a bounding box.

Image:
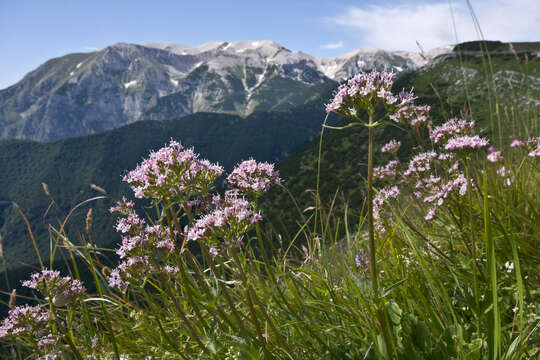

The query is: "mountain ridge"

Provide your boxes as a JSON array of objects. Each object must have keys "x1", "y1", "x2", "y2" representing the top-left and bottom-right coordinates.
[{"x1": 0, "y1": 40, "x2": 449, "y2": 141}]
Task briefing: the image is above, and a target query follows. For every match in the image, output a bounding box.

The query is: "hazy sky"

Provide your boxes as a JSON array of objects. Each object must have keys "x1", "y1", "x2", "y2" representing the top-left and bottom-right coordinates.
[{"x1": 1, "y1": 0, "x2": 538, "y2": 89}]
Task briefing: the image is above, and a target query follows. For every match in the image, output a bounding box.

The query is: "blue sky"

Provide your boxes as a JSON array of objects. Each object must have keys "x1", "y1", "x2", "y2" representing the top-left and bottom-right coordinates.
[{"x1": 1, "y1": 0, "x2": 538, "y2": 89}]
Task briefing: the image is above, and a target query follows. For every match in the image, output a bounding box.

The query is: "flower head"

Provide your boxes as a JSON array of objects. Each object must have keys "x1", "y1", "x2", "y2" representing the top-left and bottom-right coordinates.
[
  {"x1": 0, "y1": 305, "x2": 50, "y2": 338},
  {"x1": 381, "y1": 139, "x2": 401, "y2": 154},
  {"x1": 444, "y1": 135, "x2": 489, "y2": 153},
  {"x1": 123, "y1": 140, "x2": 223, "y2": 200},
  {"x1": 430, "y1": 118, "x2": 475, "y2": 144},
  {"x1": 22, "y1": 270, "x2": 86, "y2": 306},
  {"x1": 227, "y1": 159, "x2": 280, "y2": 196},
  {"x1": 186, "y1": 193, "x2": 261, "y2": 246},
  {"x1": 326, "y1": 71, "x2": 400, "y2": 116}
]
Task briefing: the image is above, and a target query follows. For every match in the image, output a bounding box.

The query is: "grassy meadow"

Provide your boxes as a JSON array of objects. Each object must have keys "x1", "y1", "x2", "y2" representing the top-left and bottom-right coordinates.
[{"x1": 0, "y1": 40, "x2": 539, "y2": 360}]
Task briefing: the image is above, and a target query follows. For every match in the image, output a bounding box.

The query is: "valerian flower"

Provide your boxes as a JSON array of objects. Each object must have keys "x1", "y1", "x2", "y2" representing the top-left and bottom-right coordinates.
[
  {"x1": 22, "y1": 270, "x2": 86, "y2": 306},
  {"x1": 227, "y1": 159, "x2": 280, "y2": 196},
  {"x1": 430, "y1": 118, "x2": 475, "y2": 144},
  {"x1": 0, "y1": 305, "x2": 50, "y2": 338},
  {"x1": 123, "y1": 140, "x2": 223, "y2": 200}
]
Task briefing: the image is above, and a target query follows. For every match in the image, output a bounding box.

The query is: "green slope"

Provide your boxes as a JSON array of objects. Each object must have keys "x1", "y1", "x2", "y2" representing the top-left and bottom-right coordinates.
[{"x1": 0, "y1": 100, "x2": 330, "y2": 275}]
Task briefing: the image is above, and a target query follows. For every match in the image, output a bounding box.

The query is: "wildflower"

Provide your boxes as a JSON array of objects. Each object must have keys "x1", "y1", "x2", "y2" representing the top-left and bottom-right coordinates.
[
  {"x1": 423, "y1": 173, "x2": 468, "y2": 221},
  {"x1": 430, "y1": 118, "x2": 475, "y2": 144},
  {"x1": 381, "y1": 139, "x2": 401, "y2": 154},
  {"x1": 116, "y1": 224, "x2": 176, "y2": 259},
  {"x1": 528, "y1": 138, "x2": 540, "y2": 157},
  {"x1": 394, "y1": 104, "x2": 431, "y2": 126},
  {"x1": 164, "y1": 266, "x2": 180, "y2": 275},
  {"x1": 373, "y1": 160, "x2": 399, "y2": 180},
  {"x1": 373, "y1": 186, "x2": 400, "y2": 233},
  {"x1": 109, "y1": 197, "x2": 135, "y2": 214},
  {"x1": 123, "y1": 140, "x2": 223, "y2": 200},
  {"x1": 510, "y1": 139, "x2": 525, "y2": 147},
  {"x1": 486, "y1": 148, "x2": 503, "y2": 163},
  {"x1": 209, "y1": 247, "x2": 219, "y2": 257},
  {"x1": 186, "y1": 194, "x2": 261, "y2": 246},
  {"x1": 444, "y1": 135, "x2": 489, "y2": 153},
  {"x1": 326, "y1": 71, "x2": 411, "y2": 118},
  {"x1": 37, "y1": 334, "x2": 57, "y2": 349},
  {"x1": 227, "y1": 159, "x2": 280, "y2": 196},
  {"x1": 37, "y1": 351, "x2": 62, "y2": 360},
  {"x1": 22, "y1": 270, "x2": 86, "y2": 306},
  {"x1": 355, "y1": 250, "x2": 369, "y2": 268},
  {"x1": 115, "y1": 213, "x2": 145, "y2": 234},
  {"x1": 108, "y1": 256, "x2": 153, "y2": 291},
  {"x1": 404, "y1": 152, "x2": 438, "y2": 176},
  {"x1": 0, "y1": 305, "x2": 50, "y2": 338}
]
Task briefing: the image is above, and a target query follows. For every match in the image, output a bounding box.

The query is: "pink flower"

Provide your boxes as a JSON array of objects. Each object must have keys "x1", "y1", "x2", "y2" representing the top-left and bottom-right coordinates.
[
  {"x1": 227, "y1": 159, "x2": 280, "y2": 195},
  {"x1": 123, "y1": 140, "x2": 223, "y2": 200},
  {"x1": 430, "y1": 118, "x2": 475, "y2": 144},
  {"x1": 487, "y1": 150, "x2": 503, "y2": 163},
  {"x1": 510, "y1": 139, "x2": 524, "y2": 147},
  {"x1": 373, "y1": 160, "x2": 399, "y2": 180},
  {"x1": 0, "y1": 305, "x2": 51, "y2": 338},
  {"x1": 186, "y1": 193, "x2": 261, "y2": 245},
  {"x1": 22, "y1": 270, "x2": 86, "y2": 306},
  {"x1": 381, "y1": 139, "x2": 401, "y2": 154},
  {"x1": 444, "y1": 136, "x2": 489, "y2": 152}
]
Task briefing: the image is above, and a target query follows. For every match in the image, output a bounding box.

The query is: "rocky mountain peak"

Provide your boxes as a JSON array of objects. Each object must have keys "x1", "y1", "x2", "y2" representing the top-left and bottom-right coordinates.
[{"x1": 0, "y1": 40, "x2": 453, "y2": 141}]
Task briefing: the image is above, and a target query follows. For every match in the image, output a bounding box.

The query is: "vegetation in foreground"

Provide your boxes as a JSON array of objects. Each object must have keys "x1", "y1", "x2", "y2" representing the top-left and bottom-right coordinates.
[{"x1": 0, "y1": 65, "x2": 539, "y2": 360}]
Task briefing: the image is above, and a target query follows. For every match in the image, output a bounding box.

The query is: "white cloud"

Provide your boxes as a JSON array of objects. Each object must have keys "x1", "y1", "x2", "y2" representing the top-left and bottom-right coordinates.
[
  {"x1": 321, "y1": 40, "x2": 344, "y2": 49},
  {"x1": 326, "y1": 0, "x2": 540, "y2": 51}
]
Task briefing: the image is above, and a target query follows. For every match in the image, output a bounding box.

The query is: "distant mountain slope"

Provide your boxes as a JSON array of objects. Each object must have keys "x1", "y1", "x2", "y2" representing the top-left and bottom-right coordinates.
[
  {"x1": 0, "y1": 40, "x2": 444, "y2": 141},
  {"x1": 0, "y1": 100, "x2": 328, "y2": 271}
]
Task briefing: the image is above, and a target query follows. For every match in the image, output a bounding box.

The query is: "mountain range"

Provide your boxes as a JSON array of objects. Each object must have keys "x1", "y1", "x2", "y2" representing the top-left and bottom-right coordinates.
[{"x1": 0, "y1": 40, "x2": 450, "y2": 141}]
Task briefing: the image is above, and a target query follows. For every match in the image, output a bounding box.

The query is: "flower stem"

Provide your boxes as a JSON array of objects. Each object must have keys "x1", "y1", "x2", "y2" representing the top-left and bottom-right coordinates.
[
  {"x1": 464, "y1": 158, "x2": 480, "y2": 315},
  {"x1": 366, "y1": 110, "x2": 378, "y2": 294}
]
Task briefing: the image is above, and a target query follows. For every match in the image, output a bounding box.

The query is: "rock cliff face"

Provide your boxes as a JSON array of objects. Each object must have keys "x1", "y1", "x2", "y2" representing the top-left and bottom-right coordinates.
[{"x1": 0, "y1": 40, "x2": 449, "y2": 141}]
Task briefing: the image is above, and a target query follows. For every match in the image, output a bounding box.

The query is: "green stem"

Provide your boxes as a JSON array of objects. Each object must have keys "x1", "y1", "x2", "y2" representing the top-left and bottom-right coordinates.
[
  {"x1": 483, "y1": 166, "x2": 500, "y2": 360},
  {"x1": 365, "y1": 109, "x2": 393, "y2": 357},
  {"x1": 465, "y1": 158, "x2": 480, "y2": 318},
  {"x1": 315, "y1": 112, "x2": 330, "y2": 236},
  {"x1": 366, "y1": 110, "x2": 377, "y2": 294}
]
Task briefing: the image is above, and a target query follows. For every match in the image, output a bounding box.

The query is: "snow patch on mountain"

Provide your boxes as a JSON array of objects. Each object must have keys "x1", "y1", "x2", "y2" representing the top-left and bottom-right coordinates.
[{"x1": 124, "y1": 80, "x2": 137, "y2": 89}]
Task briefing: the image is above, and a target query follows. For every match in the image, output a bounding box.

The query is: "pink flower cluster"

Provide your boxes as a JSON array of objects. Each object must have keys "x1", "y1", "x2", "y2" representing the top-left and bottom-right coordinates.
[
  {"x1": 109, "y1": 205, "x2": 177, "y2": 290},
  {"x1": 326, "y1": 71, "x2": 400, "y2": 115},
  {"x1": 186, "y1": 192, "x2": 261, "y2": 247},
  {"x1": 444, "y1": 135, "x2": 489, "y2": 153},
  {"x1": 116, "y1": 224, "x2": 175, "y2": 259},
  {"x1": 0, "y1": 305, "x2": 50, "y2": 338},
  {"x1": 109, "y1": 197, "x2": 135, "y2": 215},
  {"x1": 486, "y1": 147, "x2": 503, "y2": 163},
  {"x1": 123, "y1": 140, "x2": 223, "y2": 199},
  {"x1": 390, "y1": 101, "x2": 430, "y2": 126},
  {"x1": 227, "y1": 159, "x2": 281, "y2": 196},
  {"x1": 381, "y1": 139, "x2": 401, "y2": 154},
  {"x1": 430, "y1": 118, "x2": 475, "y2": 144},
  {"x1": 22, "y1": 270, "x2": 86, "y2": 306},
  {"x1": 404, "y1": 152, "x2": 452, "y2": 176},
  {"x1": 107, "y1": 143, "x2": 280, "y2": 290},
  {"x1": 373, "y1": 160, "x2": 399, "y2": 180},
  {"x1": 402, "y1": 117, "x2": 485, "y2": 221},
  {"x1": 423, "y1": 173, "x2": 468, "y2": 221},
  {"x1": 373, "y1": 186, "x2": 400, "y2": 233},
  {"x1": 108, "y1": 256, "x2": 153, "y2": 292},
  {"x1": 511, "y1": 137, "x2": 540, "y2": 157}
]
